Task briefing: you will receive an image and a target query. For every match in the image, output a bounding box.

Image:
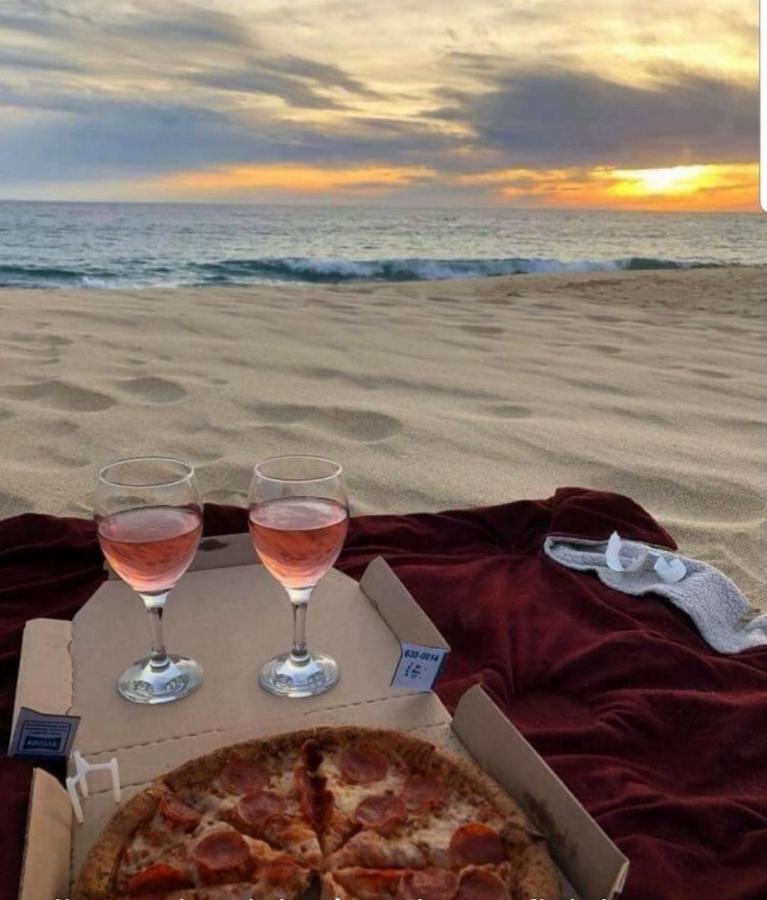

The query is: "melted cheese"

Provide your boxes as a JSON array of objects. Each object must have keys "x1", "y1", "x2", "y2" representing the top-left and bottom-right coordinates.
[{"x1": 319, "y1": 754, "x2": 409, "y2": 817}]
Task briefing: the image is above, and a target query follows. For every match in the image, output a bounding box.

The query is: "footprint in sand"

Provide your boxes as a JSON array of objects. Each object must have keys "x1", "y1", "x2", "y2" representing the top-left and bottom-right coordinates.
[
  {"x1": 245, "y1": 402, "x2": 402, "y2": 442},
  {"x1": 7, "y1": 331, "x2": 72, "y2": 348},
  {"x1": 114, "y1": 376, "x2": 187, "y2": 403},
  {"x1": 46, "y1": 418, "x2": 80, "y2": 436},
  {"x1": 688, "y1": 367, "x2": 733, "y2": 380},
  {"x1": 0, "y1": 379, "x2": 115, "y2": 412},
  {"x1": 590, "y1": 344, "x2": 622, "y2": 356},
  {"x1": 586, "y1": 313, "x2": 622, "y2": 324},
  {"x1": 325, "y1": 408, "x2": 402, "y2": 441},
  {"x1": 459, "y1": 324, "x2": 505, "y2": 337},
  {"x1": 34, "y1": 446, "x2": 90, "y2": 468},
  {"x1": 294, "y1": 366, "x2": 380, "y2": 390},
  {"x1": 484, "y1": 403, "x2": 533, "y2": 419}
]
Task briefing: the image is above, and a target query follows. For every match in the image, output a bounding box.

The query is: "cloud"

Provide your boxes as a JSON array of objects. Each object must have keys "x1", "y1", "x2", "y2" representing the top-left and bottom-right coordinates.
[
  {"x1": 183, "y1": 54, "x2": 379, "y2": 110},
  {"x1": 0, "y1": 47, "x2": 83, "y2": 73},
  {"x1": 0, "y1": 89, "x2": 453, "y2": 187},
  {"x1": 432, "y1": 67, "x2": 758, "y2": 169},
  {"x1": 114, "y1": 2, "x2": 254, "y2": 47}
]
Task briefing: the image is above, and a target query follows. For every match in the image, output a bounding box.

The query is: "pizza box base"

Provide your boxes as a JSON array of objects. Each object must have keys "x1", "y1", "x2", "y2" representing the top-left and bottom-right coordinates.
[{"x1": 13, "y1": 533, "x2": 628, "y2": 900}]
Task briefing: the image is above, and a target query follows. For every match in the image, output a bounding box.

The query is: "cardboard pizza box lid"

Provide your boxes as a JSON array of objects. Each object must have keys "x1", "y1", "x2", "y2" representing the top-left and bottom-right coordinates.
[
  {"x1": 17, "y1": 768, "x2": 72, "y2": 900},
  {"x1": 452, "y1": 686, "x2": 630, "y2": 900},
  {"x1": 13, "y1": 533, "x2": 628, "y2": 900}
]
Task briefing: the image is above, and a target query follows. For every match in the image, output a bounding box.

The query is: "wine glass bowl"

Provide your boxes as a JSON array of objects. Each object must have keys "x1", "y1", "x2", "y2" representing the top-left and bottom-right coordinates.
[
  {"x1": 248, "y1": 455, "x2": 349, "y2": 698},
  {"x1": 95, "y1": 457, "x2": 204, "y2": 704}
]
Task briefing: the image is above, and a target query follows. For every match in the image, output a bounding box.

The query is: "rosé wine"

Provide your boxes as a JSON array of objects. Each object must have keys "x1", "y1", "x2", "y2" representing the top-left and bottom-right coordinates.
[
  {"x1": 248, "y1": 496, "x2": 348, "y2": 588},
  {"x1": 98, "y1": 505, "x2": 202, "y2": 594}
]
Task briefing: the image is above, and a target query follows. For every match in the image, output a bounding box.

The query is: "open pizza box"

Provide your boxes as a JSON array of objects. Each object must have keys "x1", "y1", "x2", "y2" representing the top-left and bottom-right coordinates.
[{"x1": 11, "y1": 533, "x2": 629, "y2": 900}]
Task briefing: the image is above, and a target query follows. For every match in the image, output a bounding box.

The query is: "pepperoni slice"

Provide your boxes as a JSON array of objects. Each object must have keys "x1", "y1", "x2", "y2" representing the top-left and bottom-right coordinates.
[
  {"x1": 456, "y1": 869, "x2": 510, "y2": 900},
  {"x1": 449, "y1": 823, "x2": 505, "y2": 867},
  {"x1": 220, "y1": 758, "x2": 269, "y2": 795},
  {"x1": 354, "y1": 793, "x2": 407, "y2": 831},
  {"x1": 339, "y1": 746, "x2": 389, "y2": 784},
  {"x1": 236, "y1": 790, "x2": 286, "y2": 828},
  {"x1": 126, "y1": 862, "x2": 192, "y2": 895},
  {"x1": 191, "y1": 830, "x2": 250, "y2": 878},
  {"x1": 157, "y1": 791, "x2": 202, "y2": 829},
  {"x1": 403, "y1": 773, "x2": 443, "y2": 811},
  {"x1": 399, "y1": 868, "x2": 460, "y2": 899}
]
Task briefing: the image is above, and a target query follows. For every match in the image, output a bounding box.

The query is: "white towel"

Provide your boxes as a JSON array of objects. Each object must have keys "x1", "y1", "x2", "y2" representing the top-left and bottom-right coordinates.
[{"x1": 543, "y1": 532, "x2": 767, "y2": 654}]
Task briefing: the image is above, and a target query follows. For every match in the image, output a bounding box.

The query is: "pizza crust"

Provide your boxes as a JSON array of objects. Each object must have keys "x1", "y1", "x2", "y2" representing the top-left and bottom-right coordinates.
[
  {"x1": 73, "y1": 725, "x2": 561, "y2": 900},
  {"x1": 161, "y1": 727, "x2": 320, "y2": 792},
  {"x1": 73, "y1": 790, "x2": 158, "y2": 900},
  {"x1": 517, "y1": 841, "x2": 561, "y2": 900}
]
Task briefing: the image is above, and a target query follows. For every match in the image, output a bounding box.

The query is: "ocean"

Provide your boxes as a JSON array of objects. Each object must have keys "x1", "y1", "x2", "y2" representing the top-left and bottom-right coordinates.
[{"x1": 1, "y1": 201, "x2": 765, "y2": 289}]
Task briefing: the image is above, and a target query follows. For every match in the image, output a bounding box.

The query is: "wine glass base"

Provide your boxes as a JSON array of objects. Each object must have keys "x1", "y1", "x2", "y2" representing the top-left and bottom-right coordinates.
[
  {"x1": 259, "y1": 650, "x2": 339, "y2": 698},
  {"x1": 117, "y1": 655, "x2": 203, "y2": 704}
]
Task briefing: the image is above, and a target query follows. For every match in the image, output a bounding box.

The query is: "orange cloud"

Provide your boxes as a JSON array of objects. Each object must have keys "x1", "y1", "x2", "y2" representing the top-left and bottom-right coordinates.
[
  {"x1": 155, "y1": 163, "x2": 437, "y2": 194},
  {"x1": 457, "y1": 163, "x2": 759, "y2": 211}
]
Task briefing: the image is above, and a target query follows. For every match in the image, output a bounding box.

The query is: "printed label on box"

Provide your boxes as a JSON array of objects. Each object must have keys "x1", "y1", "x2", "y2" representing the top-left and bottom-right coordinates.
[
  {"x1": 10, "y1": 707, "x2": 80, "y2": 759},
  {"x1": 392, "y1": 642, "x2": 448, "y2": 692}
]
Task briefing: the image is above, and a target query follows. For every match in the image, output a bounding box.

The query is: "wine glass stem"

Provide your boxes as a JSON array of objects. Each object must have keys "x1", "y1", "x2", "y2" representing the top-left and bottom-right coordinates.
[
  {"x1": 286, "y1": 587, "x2": 312, "y2": 663},
  {"x1": 140, "y1": 592, "x2": 170, "y2": 669}
]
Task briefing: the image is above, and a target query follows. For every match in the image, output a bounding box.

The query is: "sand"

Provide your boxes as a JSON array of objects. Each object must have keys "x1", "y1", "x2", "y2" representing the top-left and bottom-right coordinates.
[{"x1": 0, "y1": 267, "x2": 765, "y2": 609}]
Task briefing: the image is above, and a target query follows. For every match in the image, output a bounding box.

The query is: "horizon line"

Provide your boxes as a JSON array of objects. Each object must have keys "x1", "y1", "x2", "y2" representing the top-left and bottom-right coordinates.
[{"x1": 0, "y1": 198, "x2": 761, "y2": 216}]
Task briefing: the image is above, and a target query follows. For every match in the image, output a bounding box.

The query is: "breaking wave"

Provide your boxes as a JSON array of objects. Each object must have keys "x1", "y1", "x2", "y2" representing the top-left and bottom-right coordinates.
[{"x1": 0, "y1": 255, "x2": 720, "y2": 289}]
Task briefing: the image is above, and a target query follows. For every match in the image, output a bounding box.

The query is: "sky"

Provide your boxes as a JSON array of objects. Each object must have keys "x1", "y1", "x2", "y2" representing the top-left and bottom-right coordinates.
[{"x1": 0, "y1": 0, "x2": 759, "y2": 209}]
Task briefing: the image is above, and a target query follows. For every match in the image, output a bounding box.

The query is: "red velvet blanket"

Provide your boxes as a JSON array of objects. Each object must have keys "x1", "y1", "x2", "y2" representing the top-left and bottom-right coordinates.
[{"x1": 1, "y1": 488, "x2": 766, "y2": 899}]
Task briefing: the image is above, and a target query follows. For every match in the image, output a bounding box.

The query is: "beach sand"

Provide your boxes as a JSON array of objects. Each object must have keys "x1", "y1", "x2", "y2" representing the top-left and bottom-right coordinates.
[{"x1": 0, "y1": 267, "x2": 765, "y2": 608}]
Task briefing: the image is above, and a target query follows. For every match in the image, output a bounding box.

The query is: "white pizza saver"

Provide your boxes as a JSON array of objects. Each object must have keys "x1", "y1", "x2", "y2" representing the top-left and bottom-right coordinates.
[{"x1": 66, "y1": 750, "x2": 122, "y2": 824}]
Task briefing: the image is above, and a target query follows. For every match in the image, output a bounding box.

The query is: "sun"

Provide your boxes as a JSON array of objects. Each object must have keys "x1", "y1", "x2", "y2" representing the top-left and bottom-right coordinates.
[
  {"x1": 609, "y1": 165, "x2": 708, "y2": 197},
  {"x1": 635, "y1": 166, "x2": 707, "y2": 193}
]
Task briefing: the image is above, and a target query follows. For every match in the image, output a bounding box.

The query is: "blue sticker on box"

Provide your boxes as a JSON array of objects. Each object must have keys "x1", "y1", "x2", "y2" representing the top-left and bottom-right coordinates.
[
  {"x1": 10, "y1": 707, "x2": 80, "y2": 759},
  {"x1": 391, "y1": 642, "x2": 448, "y2": 692}
]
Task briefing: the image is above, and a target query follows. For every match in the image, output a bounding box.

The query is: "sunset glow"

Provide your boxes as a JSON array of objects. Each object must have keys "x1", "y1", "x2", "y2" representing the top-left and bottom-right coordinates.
[
  {"x1": 456, "y1": 164, "x2": 759, "y2": 211},
  {"x1": 156, "y1": 164, "x2": 437, "y2": 195}
]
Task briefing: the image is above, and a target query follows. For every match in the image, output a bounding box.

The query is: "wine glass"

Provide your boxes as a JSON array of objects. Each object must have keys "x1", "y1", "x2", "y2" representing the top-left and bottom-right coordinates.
[
  {"x1": 94, "y1": 456, "x2": 204, "y2": 704},
  {"x1": 248, "y1": 455, "x2": 349, "y2": 698}
]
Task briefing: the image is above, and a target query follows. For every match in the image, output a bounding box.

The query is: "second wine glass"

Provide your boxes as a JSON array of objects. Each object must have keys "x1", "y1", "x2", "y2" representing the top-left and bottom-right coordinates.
[{"x1": 248, "y1": 455, "x2": 349, "y2": 698}]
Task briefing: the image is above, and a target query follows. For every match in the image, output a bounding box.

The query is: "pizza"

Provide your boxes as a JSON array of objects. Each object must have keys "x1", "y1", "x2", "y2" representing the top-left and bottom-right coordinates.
[{"x1": 74, "y1": 726, "x2": 560, "y2": 900}]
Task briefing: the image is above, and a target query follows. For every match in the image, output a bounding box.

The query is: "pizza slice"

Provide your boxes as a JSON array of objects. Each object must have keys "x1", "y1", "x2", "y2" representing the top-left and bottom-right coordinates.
[
  {"x1": 162, "y1": 732, "x2": 323, "y2": 867},
  {"x1": 311, "y1": 729, "x2": 523, "y2": 868},
  {"x1": 314, "y1": 729, "x2": 558, "y2": 899},
  {"x1": 75, "y1": 781, "x2": 312, "y2": 900},
  {"x1": 326, "y1": 813, "x2": 558, "y2": 896}
]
